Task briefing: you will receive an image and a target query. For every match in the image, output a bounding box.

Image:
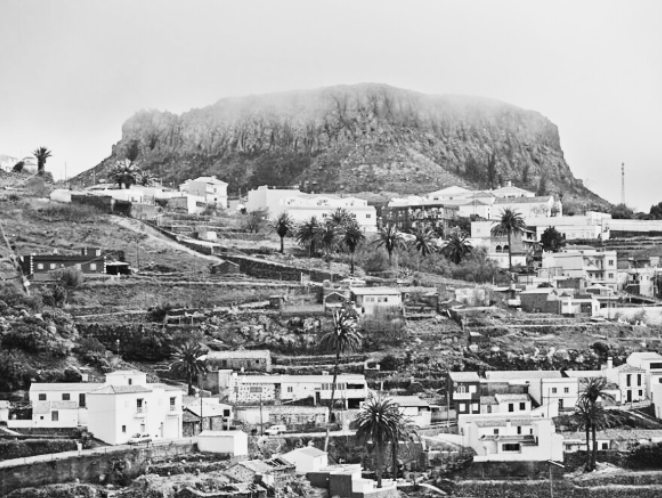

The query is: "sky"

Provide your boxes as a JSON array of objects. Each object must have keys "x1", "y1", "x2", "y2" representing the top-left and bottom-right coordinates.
[{"x1": 0, "y1": 0, "x2": 660, "y2": 210}]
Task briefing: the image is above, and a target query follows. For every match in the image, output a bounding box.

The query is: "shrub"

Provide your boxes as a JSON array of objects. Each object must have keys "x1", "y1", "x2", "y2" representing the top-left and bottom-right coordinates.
[
  {"x1": 58, "y1": 267, "x2": 84, "y2": 289},
  {"x1": 148, "y1": 303, "x2": 174, "y2": 323},
  {"x1": 0, "y1": 350, "x2": 36, "y2": 391},
  {"x1": 361, "y1": 250, "x2": 390, "y2": 274},
  {"x1": 628, "y1": 442, "x2": 662, "y2": 468},
  {"x1": 34, "y1": 204, "x2": 105, "y2": 222},
  {"x1": 2, "y1": 323, "x2": 49, "y2": 353},
  {"x1": 380, "y1": 354, "x2": 400, "y2": 371}
]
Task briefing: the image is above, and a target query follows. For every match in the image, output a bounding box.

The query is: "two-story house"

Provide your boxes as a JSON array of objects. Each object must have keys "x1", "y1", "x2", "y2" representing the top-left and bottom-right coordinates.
[
  {"x1": 219, "y1": 372, "x2": 368, "y2": 409},
  {"x1": 447, "y1": 371, "x2": 481, "y2": 418},
  {"x1": 180, "y1": 176, "x2": 228, "y2": 207},
  {"x1": 627, "y1": 352, "x2": 662, "y2": 397},
  {"x1": 86, "y1": 371, "x2": 183, "y2": 445},
  {"x1": 479, "y1": 393, "x2": 533, "y2": 415},
  {"x1": 458, "y1": 413, "x2": 563, "y2": 462},
  {"x1": 484, "y1": 371, "x2": 578, "y2": 413},
  {"x1": 201, "y1": 350, "x2": 272, "y2": 393},
  {"x1": 26, "y1": 383, "x2": 102, "y2": 428}
]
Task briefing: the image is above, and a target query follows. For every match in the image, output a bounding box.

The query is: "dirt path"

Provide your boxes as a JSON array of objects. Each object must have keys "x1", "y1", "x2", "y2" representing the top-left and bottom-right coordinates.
[{"x1": 109, "y1": 216, "x2": 221, "y2": 264}]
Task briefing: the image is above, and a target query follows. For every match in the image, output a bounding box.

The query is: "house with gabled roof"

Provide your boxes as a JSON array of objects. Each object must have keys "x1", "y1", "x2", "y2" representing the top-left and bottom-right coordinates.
[{"x1": 282, "y1": 445, "x2": 329, "y2": 473}]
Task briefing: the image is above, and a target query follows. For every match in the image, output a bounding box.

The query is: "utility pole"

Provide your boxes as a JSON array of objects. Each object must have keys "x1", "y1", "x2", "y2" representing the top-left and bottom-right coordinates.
[
  {"x1": 259, "y1": 394, "x2": 264, "y2": 436},
  {"x1": 621, "y1": 163, "x2": 625, "y2": 205}
]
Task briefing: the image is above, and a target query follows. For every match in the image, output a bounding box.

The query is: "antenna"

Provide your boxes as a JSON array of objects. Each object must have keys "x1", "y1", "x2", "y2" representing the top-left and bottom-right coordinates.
[{"x1": 621, "y1": 163, "x2": 625, "y2": 205}]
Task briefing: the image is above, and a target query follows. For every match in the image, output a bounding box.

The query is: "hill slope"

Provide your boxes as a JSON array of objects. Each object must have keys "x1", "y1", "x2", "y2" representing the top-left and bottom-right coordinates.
[{"x1": 76, "y1": 83, "x2": 606, "y2": 206}]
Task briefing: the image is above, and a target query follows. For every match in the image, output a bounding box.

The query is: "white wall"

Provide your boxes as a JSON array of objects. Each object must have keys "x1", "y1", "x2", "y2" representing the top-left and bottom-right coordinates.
[{"x1": 197, "y1": 431, "x2": 248, "y2": 456}]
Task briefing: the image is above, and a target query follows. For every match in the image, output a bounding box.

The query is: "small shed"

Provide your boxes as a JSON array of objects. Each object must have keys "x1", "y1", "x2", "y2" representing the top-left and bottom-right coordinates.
[
  {"x1": 197, "y1": 430, "x2": 248, "y2": 456},
  {"x1": 323, "y1": 290, "x2": 347, "y2": 310},
  {"x1": 0, "y1": 401, "x2": 10, "y2": 423},
  {"x1": 210, "y1": 260, "x2": 241, "y2": 276},
  {"x1": 282, "y1": 446, "x2": 328, "y2": 473}
]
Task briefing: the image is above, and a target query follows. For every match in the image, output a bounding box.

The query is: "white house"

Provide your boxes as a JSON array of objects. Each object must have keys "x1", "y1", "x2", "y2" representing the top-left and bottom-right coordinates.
[
  {"x1": 458, "y1": 413, "x2": 563, "y2": 462},
  {"x1": 479, "y1": 393, "x2": 533, "y2": 415},
  {"x1": 388, "y1": 396, "x2": 432, "y2": 428},
  {"x1": 219, "y1": 372, "x2": 368, "y2": 408},
  {"x1": 540, "y1": 249, "x2": 618, "y2": 290},
  {"x1": 197, "y1": 430, "x2": 248, "y2": 456},
  {"x1": 246, "y1": 186, "x2": 377, "y2": 232},
  {"x1": 484, "y1": 371, "x2": 579, "y2": 413},
  {"x1": 349, "y1": 287, "x2": 402, "y2": 316},
  {"x1": 0, "y1": 400, "x2": 9, "y2": 422},
  {"x1": 24, "y1": 383, "x2": 102, "y2": 429},
  {"x1": 180, "y1": 176, "x2": 228, "y2": 207},
  {"x1": 627, "y1": 352, "x2": 662, "y2": 395},
  {"x1": 282, "y1": 446, "x2": 329, "y2": 473},
  {"x1": 492, "y1": 195, "x2": 558, "y2": 219}
]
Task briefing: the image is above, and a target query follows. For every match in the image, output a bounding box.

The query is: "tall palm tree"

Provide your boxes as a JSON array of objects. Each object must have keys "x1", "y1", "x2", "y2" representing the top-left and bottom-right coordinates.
[
  {"x1": 491, "y1": 208, "x2": 527, "y2": 270},
  {"x1": 355, "y1": 397, "x2": 401, "y2": 488},
  {"x1": 319, "y1": 309, "x2": 362, "y2": 419},
  {"x1": 319, "y1": 223, "x2": 340, "y2": 259},
  {"x1": 342, "y1": 221, "x2": 366, "y2": 275},
  {"x1": 169, "y1": 341, "x2": 207, "y2": 395},
  {"x1": 272, "y1": 212, "x2": 294, "y2": 253},
  {"x1": 576, "y1": 377, "x2": 614, "y2": 471},
  {"x1": 33, "y1": 147, "x2": 52, "y2": 175},
  {"x1": 410, "y1": 227, "x2": 435, "y2": 259},
  {"x1": 296, "y1": 216, "x2": 321, "y2": 256},
  {"x1": 374, "y1": 224, "x2": 406, "y2": 268},
  {"x1": 442, "y1": 230, "x2": 473, "y2": 264}
]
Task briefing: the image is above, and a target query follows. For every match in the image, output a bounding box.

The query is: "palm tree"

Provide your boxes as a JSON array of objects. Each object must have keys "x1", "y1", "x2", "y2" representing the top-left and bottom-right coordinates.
[
  {"x1": 296, "y1": 216, "x2": 321, "y2": 256},
  {"x1": 410, "y1": 226, "x2": 436, "y2": 267},
  {"x1": 319, "y1": 223, "x2": 340, "y2": 259},
  {"x1": 319, "y1": 309, "x2": 362, "y2": 420},
  {"x1": 33, "y1": 147, "x2": 52, "y2": 175},
  {"x1": 169, "y1": 341, "x2": 207, "y2": 395},
  {"x1": 442, "y1": 230, "x2": 473, "y2": 264},
  {"x1": 110, "y1": 159, "x2": 139, "y2": 189},
  {"x1": 355, "y1": 397, "x2": 401, "y2": 488},
  {"x1": 328, "y1": 207, "x2": 354, "y2": 227},
  {"x1": 136, "y1": 170, "x2": 155, "y2": 187},
  {"x1": 491, "y1": 208, "x2": 527, "y2": 270},
  {"x1": 576, "y1": 377, "x2": 614, "y2": 471},
  {"x1": 272, "y1": 212, "x2": 294, "y2": 253},
  {"x1": 374, "y1": 224, "x2": 406, "y2": 268},
  {"x1": 342, "y1": 221, "x2": 366, "y2": 275}
]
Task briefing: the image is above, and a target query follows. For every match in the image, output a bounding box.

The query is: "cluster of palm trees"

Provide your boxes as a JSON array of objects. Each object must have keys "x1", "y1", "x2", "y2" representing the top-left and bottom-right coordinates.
[
  {"x1": 573, "y1": 377, "x2": 613, "y2": 472},
  {"x1": 109, "y1": 159, "x2": 156, "y2": 189},
  {"x1": 273, "y1": 208, "x2": 367, "y2": 274}
]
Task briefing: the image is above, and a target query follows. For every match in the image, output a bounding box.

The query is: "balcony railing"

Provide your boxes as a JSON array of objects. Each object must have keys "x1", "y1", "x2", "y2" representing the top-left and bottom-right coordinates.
[
  {"x1": 135, "y1": 406, "x2": 147, "y2": 416},
  {"x1": 453, "y1": 392, "x2": 473, "y2": 400}
]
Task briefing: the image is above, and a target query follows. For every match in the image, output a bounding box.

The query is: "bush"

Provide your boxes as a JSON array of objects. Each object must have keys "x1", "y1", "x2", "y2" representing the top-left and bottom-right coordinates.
[
  {"x1": 628, "y1": 442, "x2": 662, "y2": 468},
  {"x1": 380, "y1": 354, "x2": 400, "y2": 371},
  {"x1": 34, "y1": 204, "x2": 105, "y2": 222},
  {"x1": 57, "y1": 267, "x2": 84, "y2": 289},
  {"x1": 0, "y1": 439, "x2": 78, "y2": 461},
  {"x1": 0, "y1": 350, "x2": 36, "y2": 391},
  {"x1": 2, "y1": 323, "x2": 48, "y2": 353}
]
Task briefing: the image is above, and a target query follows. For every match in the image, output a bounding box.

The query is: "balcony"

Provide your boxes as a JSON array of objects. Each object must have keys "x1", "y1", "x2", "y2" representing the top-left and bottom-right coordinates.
[
  {"x1": 453, "y1": 392, "x2": 473, "y2": 400},
  {"x1": 135, "y1": 406, "x2": 147, "y2": 417},
  {"x1": 168, "y1": 406, "x2": 179, "y2": 415}
]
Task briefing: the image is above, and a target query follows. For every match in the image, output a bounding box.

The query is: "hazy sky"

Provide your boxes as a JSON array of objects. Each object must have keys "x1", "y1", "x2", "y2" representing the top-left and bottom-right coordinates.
[{"x1": 1, "y1": 0, "x2": 660, "y2": 209}]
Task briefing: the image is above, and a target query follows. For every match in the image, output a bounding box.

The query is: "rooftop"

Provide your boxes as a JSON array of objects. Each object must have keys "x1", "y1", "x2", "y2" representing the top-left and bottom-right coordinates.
[
  {"x1": 484, "y1": 370, "x2": 564, "y2": 382},
  {"x1": 495, "y1": 195, "x2": 553, "y2": 205},
  {"x1": 32, "y1": 401, "x2": 80, "y2": 414},
  {"x1": 480, "y1": 396, "x2": 497, "y2": 406},
  {"x1": 89, "y1": 385, "x2": 152, "y2": 395},
  {"x1": 284, "y1": 446, "x2": 327, "y2": 459},
  {"x1": 495, "y1": 393, "x2": 530, "y2": 403},
  {"x1": 201, "y1": 350, "x2": 271, "y2": 360},
  {"x1": 388, "y1": 396, "x2": 430, "y2": 408},
  {"x1": 349, "y1": 286, "x2": 401, "y2": 295},
  {"x1": 448, "y1": 371, "x2": 480, "y2": 382},
  {"x1": 30, "y1": 383, "x2": 103, "y2": 392},
  {"x1": 235, "y1": 374, "x2": 365, "y2": 384}
]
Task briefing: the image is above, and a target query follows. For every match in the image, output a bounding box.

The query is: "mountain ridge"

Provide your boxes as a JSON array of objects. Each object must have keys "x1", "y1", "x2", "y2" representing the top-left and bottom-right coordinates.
[{"x1": 75, "y1": 83, "x2": 608, "y2": 208}]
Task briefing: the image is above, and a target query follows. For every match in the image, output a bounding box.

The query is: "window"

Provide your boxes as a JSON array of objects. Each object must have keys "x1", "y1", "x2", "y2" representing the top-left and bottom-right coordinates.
[
  {"x1": 122, "y1": 425, "x2": 126, "y2": 433},
  {"x1": 287, "y1": 386, "x2": 293, "y2": 393},
  {"x1": 494, "y1": 428, "x2": 499, "y2": 435},
  {"x1": 638, "y1": 375, "x2": 642, "y2": 386},
  {"x1": 366, "y1": 214, "x2": 371, "y2": 219},
  {"x1": 559, "y1": 399, "x2": 564, "y2": 409},
  {"x1": 608, "y1": 260, "x2": 614, "y2": 266},
  {"x1": 508, "y1": 403, "x2": 514, "y2": 413},
  {"x1": 650, "y1": 363, "x2": 662, "y2": 369},
  {"x1": 136, "y1": 398, "x2": 144, "y2": 413},
  {"x1": 62, "y1": 393, "x2": 70, "y2": 401},
  {"x1": 502, "y1": 443, "x2": 520, "y2": 452},
  {"x1": 51, "y1": 411, "x2": 59, "y2": 422},
  {"x1": 564, "y1": 387, "x2": 569, "y2": 394},
  {"x1": 90, "y1": 263, "x2": 97, "y2": 271},
  {"x1": 519, "y1": 402, "x2": 526, "y2": 410},
  {"x1": 469, "y1": 385, "x2": 477, "y2": 393},
  {"x1": 457, "y1": 386, "x2": 466, "y2": 394},
  {"x1": 639, "y1": 390, "x2": 643, "y2": 397},
  {"x1": 79, "y1": 393, "x2": 86, "y2": 408},
  {"x1": 602, "y1": 443, "x2": 609, "y2": 450},
  {"x1": 459, "y1": 403, "x2": 466, "y2": 412},
  {"x1": 37, "y1": 263, "x2": 44, "y2": 270},
  {"x1": 223, "y1": 409, "x2": 231, "y2": 417},
  {"x1": 551, "y1": 387, "x2": 557, "y2": 394},
  {"x1": 608, "y1": 273, "x2": 614, "y2": 279},
  {"x1": 627, "y1": 375, "x2": 631, "y2": 387},
  {"x1": 249, "y1": 387, "x2": 262, "y2": 394},
  {"x1": 471, "y1": 403, "x2": 478, "y2": 411},
  {"x1": 517, "y1": 426, "x2": 522, "y2": 435},
  {"x1": 38, "y1": 394, "x2": 46, "y2": 401}
]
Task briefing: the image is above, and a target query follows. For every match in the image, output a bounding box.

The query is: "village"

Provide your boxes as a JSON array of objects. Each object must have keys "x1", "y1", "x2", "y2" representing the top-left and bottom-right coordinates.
[{"x1": 3, "y1": 167, "x2": 662, "y2": 498}]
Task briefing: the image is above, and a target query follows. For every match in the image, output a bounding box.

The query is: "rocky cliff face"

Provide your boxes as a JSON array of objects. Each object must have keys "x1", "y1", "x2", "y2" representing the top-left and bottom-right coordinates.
[{"x1": 78, "y1": 83, "x2": 606, "y2": 205}]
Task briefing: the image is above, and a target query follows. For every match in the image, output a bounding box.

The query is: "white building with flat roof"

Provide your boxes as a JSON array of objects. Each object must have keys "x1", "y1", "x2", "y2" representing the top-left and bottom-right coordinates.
[
  {"x1": 218, "y1": 372, "x2": 368, "y2": 408},
  {"x1": 540, "y1": 249, "x2": 618, "y2": 290},
  {"x1": 349, "y1": 287, "x2": 402, "y2": 315},
  {"x1": 180, "y1": 176, "x2": 228, "y2": 207}
]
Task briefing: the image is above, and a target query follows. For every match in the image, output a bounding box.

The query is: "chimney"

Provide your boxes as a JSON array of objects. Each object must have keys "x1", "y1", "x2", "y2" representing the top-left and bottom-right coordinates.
[{"x1": 607, "y1": 357, "x2": 613, "y2": 370}]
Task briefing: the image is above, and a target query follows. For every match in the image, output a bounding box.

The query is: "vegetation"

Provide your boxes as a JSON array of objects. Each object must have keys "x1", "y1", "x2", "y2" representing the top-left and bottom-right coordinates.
[
  {"x1": 573, "y1": 377, "x2": 614, "y2": 472},
  {"x1": 341, "y1": 220, "x2": 365, "y2": 274},
  {"x1": 611, "y1": 203, "x2": 635, "y2": 220},
  {"x1": 242, "y1": 208, "x2": 269, "y2": 234},
  {"x1": 136, "y1": 170, "x2": 155, "y2": 186},
  {"x1": 355, "y1": 397, "x2": 401, "y2": 488},
  {"x1": 441, "y1": 229, "x2": 472, "y2": 264},
  {"x1": 110, "y1": 159, "x2": 139, "y2": 189},
  {"x1": 540, "y1": 226, "x2": 565, "y2": 251},
  {"x1": 272, "y1": 212, "x2": 294, "y2": 253},
  {"x1": 374, "y1": 224, "x2": 406, "y2": 267},
  {"x1": 491, "y1": 208, "x2": 527, "y2": 270},
  {"x1": 319, "y1": 309, "x2": 362, "y2": 418},
  {"x1": 296, "y1": 216, "x2": 321, "y2": 256},
  {"x1": 33, "y1": 146, "x2": 52, "y2": 175},
  {"x1": 12, "y1": 161, "x2": 24, "y2": 172},
  {"x1": 169, "y1": 341, "x2": 208, "y2": 395}
]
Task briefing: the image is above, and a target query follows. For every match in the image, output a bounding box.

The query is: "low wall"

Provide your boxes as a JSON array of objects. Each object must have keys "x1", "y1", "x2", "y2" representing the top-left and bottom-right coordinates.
[
  {"x1": 459, "y1": 459, "x2": 565, "y2": 480},
  {"x1": 0, "y1": 440, "x2": 197, "y2": 495},
  {"x1": 597, "y1": 307, "x2": 662, "y2": 324}
]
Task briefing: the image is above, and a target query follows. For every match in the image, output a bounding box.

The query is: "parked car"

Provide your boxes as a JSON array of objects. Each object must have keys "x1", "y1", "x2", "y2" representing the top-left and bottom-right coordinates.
[
  {"x1": 264, "y1": 424, "x2": 287, "y2": 436},
  {"x1": 339, "y1": 276, "x2": 366, "y2": 287},
  {"x1": 128, "y1": 433, "x2": 159, "y2": 445}
]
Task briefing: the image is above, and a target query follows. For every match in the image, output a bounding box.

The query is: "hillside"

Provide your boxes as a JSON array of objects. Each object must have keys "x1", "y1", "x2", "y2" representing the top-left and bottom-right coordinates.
[{"x1": 74, "y1": 83, "x2": 607, "y2": 207}]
